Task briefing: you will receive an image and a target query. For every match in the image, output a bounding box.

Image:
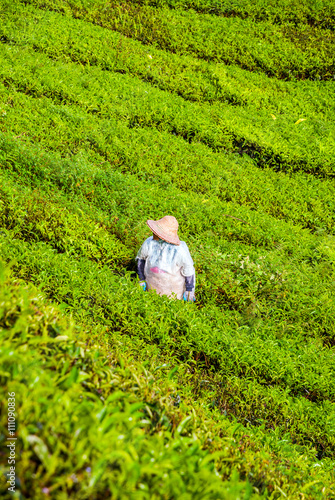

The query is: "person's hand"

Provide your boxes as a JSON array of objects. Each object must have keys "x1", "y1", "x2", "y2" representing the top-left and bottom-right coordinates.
[
  {"x1": 139, "y1": 280, "x2": 147, "y2": 291},
  {"x1": 183, "y1": 291, "x2": 195, "y2": 302}
]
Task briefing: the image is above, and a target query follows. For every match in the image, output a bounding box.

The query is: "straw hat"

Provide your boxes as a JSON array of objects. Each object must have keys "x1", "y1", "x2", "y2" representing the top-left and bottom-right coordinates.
[{"x1": 146, "y1": 216, "x2": 181, "y2": 245}]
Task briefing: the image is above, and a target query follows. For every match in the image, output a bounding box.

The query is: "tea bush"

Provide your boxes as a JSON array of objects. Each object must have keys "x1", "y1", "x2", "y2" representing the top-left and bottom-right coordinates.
[{"x1": 2, "y1": 266, "x2": 334, "y2": 499}]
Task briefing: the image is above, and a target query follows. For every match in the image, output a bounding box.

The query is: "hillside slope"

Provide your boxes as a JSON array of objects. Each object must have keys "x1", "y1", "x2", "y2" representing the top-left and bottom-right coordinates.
[{"x1": 0, "y1": 0, "x2": 334, "y2": 498}]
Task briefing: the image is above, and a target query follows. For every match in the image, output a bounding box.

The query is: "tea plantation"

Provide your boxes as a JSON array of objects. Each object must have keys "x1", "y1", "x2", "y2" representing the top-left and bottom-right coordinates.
[{"x1": 0, "y1": 0, "x2": 334, "y2": 498}]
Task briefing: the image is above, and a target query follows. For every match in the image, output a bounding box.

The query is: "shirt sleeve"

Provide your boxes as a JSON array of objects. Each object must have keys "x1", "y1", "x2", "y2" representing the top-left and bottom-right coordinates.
[
  {"x1": 136, "y1": 237, "x2": 150, "y2": 261},
  {"x1": 179, "y1": 242, "x2": 195, "y2": 277}
]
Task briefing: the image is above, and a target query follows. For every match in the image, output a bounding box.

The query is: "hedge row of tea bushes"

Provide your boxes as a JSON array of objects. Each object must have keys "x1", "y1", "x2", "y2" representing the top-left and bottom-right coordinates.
[
  {"x1": 1, "y1": 137, "x2": 335, "y2": 469},
  {"x1": 18, "y1": 0, "x2": 335, "y2": 80},
  {"x1": 1, "y1": 269, "x2": 334, "y2": 499},
  {"x1": 0, "y1": 42, "x2": 334, "y2": 179},
  {"x1": 0, "y1": 270, "x2": 268, "y2": 500},
  {"x1": 1, "y1": 81, "x2": 335, "y2": 236},
  {"x1": 124, "y1": 0, "x2": 335, "y2": 29},
  {"x1": 0, "y1": 174, "x2": 131, "y2": 271},
  {"x1": 4, "y1": 0, "x2": 335, "y2": 118}
]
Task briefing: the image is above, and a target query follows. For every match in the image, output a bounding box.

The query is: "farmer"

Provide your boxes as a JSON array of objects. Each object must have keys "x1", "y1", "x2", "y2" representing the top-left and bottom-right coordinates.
[{"x1": 136, "y1": 216, "x2": 196, "y2": 302}]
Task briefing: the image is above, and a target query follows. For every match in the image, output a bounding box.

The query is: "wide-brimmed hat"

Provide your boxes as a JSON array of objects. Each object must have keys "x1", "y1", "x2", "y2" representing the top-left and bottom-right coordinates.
[{"x1": 146, "y1": 216, "x2": 180, "y2": 245}]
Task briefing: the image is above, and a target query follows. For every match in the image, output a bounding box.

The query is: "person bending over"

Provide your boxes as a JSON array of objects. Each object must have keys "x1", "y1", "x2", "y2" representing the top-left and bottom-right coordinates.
[{"x1": 136, "y1": 215, "x2": 196, "y2": 302}]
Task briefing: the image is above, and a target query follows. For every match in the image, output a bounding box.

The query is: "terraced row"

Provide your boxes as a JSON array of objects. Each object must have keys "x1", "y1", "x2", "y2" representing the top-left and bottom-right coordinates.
[
  {"x1": 125, "y1": 0, "x2": 335, "y2": 29},
  {"x1": 16, "y1": 0, "x2": 335, "y2": 80},
  {"x1": 4, "y1": 0, "x2": 335, "y2": 118},
  {"x1": 1, "y1": 81, "x2": 335, "y2": 237},
  {"x1": 1, "y1": 39, "x2": 334, "y2": 177}
]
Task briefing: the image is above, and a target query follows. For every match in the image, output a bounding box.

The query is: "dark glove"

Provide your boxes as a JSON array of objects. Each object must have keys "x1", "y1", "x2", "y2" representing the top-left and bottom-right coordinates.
[
  {"x1": 137, "y1": 259, "x2": 146, "y2": 281},
  {"x1": 184, "y1": 274, "x2": 195, "y2": 301}
]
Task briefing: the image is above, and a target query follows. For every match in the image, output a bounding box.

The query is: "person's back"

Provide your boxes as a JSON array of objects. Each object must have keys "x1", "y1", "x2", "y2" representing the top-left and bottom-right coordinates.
[{"x1": 136, "y1": 216, "x2": 196, "y2": 301}]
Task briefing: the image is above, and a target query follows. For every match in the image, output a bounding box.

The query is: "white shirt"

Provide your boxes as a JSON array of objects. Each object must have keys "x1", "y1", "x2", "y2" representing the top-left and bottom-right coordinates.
[{"x1": 136, "y1": 236, "x2": 195, "y2": 299}]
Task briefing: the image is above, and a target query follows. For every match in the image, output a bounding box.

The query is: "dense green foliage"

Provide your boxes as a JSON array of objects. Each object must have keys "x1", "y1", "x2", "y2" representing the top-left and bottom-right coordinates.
[
  {"x1": 19, "y1": 0, "x2": 335, "y2": 80},
  {"x1": 1, "y1": 270, "x2": 264, "y2": 499},
  {"x1": 0, "y1": 0, "x2": 334, "y2": 498},
  {"x1": 123, "y1": 0, "x2": 335, "y2": 29},
  {"x1": 1, "y1": 4, "x2": 335, "y2": 177}
]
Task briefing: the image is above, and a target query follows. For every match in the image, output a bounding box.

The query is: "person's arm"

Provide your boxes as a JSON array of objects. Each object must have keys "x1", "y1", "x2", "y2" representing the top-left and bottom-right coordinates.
[
  {"x1": 183, "y1": 274, "x2": 195, "y2": 302},
  {"x1": 137, "y1": 258, "x2": 147, "y2": 291},
  {"x1": 135, "y1": 239, "x2": 150, "y2": 291},
  {"x1": 180, "y1": 243, "x2": 196, "y2": 302},
  {"x1": 137, "y1": 259, "x2": 146, "y2": 281},
  {"x1": 185, "y1": 275, "x2": 195, "y2": 291}
]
